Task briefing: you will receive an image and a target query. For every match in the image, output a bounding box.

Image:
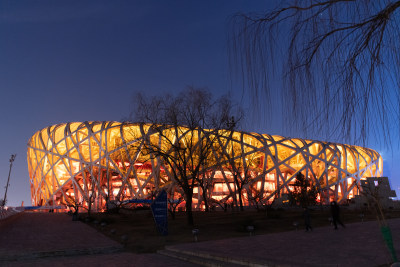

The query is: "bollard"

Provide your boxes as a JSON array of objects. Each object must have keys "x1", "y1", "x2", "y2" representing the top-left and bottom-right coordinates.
[
  {"x1": 246, "y1": 225, "x2": 255, "y2": 236},
  {"x1": 359, "y1": 213, "x2": 364, "y2": 222},
  {"x1": 121, "y1": 234, "x2": 129, "y2": 247},
  {"x1": 192, "y1": 229, "x2": 199, "y2": 242}
]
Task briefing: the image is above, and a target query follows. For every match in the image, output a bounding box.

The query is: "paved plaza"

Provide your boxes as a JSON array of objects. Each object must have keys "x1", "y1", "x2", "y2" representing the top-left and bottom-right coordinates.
[
  {"x1": 165, "y1": 218, "x2": 400, "y2": 266},
  {"x1": 0, "y1": 213, "x2": 194, "y2": 267},
  {"x1": 0, "y1": 212, "x2": 399, "y2": 266}
]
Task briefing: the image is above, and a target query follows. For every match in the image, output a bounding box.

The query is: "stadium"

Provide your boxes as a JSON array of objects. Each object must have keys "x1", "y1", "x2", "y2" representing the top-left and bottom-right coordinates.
[{"x1": 27, "y1": 121, "x2": 382, "y2": 211}]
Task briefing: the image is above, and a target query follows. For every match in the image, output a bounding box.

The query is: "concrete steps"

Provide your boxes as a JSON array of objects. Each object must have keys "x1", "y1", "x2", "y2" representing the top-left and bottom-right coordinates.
[{"x1": 158, "y1": 246, "x2": 271, "y2": 267}]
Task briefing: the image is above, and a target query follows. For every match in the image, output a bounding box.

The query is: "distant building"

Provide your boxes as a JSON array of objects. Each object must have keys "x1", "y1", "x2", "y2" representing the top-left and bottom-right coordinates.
[
  {"x1": 27, "y1": 121, "x2": 383, "y2": 211},
  {"x1": 351, "y1": 177, "x2": 398, "y2": 209}
]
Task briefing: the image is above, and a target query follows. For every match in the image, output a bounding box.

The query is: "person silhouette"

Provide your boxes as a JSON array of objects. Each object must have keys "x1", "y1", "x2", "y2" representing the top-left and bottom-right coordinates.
[
  {"x1": 330, "y1": 201, "x2": 345, "y2": 229},
  {"x1": 303, "y1": 206, "x2": 312, "y2": 232}
]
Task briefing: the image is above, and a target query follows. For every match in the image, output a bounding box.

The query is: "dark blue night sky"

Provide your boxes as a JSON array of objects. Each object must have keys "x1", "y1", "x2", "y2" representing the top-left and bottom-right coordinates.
[{"x1": 0, "y1": 1, "x2": 398, "y2": 206}]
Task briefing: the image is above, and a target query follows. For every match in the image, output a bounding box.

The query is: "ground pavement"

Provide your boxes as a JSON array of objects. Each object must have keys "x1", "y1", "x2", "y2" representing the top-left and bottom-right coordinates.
[
  {"x1": 162, "y1": 218, "x2": 400, "y2": 266},
  {"x1": 0, "y1": 212, "x2": 399, "y2": 266},
  {"x1": 0, "y1": 212, "x2": 196, "y2": 267}
]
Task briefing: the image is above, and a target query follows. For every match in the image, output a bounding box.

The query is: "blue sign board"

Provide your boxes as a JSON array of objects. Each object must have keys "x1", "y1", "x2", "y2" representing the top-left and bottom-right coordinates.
[{"x1": 151, "y1": 190, "x2": 168, "y2": 235}]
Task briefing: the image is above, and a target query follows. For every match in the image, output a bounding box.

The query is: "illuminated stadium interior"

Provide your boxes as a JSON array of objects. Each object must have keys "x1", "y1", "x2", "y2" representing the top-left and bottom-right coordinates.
[{"x1": 27, "y1": 121, "x2": 382, "y2": 211}]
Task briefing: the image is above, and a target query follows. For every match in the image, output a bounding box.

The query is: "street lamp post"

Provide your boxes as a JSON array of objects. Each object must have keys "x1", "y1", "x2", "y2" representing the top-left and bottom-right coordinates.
[{"x1": 2, "y1": 154, "x2": 16, "y2": 208}]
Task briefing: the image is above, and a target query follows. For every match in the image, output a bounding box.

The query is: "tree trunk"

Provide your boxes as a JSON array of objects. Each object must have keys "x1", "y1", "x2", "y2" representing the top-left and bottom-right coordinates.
[
  {"x1": 168, "y1": 207, "x2": 176, "y2": 220},
  {"x1": 232, "y1": 176, "x2": 239, "y2": 211},
  {"x1": 201, "y1": 185, "x2": 209, "y2": 212},
  {"x1": 88, "y1": 202, "x2": 92, "y2": 217},
  {"x1": 87, "y1": 194, "x2": 94, "y2": 217},
  {"x1": 185, "y1": 195, "x2": 194, "y2": 225},
  {"x1": 235, "y1": 179, "x2": 244, "y2": 211},
  {"x1": 238, "y1": 188, "x2": 244, "y2": 211}
]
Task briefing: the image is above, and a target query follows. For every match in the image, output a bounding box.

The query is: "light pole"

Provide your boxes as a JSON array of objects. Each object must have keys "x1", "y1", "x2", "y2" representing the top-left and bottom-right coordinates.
[{"x1": 2, "y1": 154, "x2": 16, "y2": 208}]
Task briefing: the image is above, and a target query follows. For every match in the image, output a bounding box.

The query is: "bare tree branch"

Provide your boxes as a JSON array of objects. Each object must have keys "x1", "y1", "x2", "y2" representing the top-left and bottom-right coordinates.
[
  {"x1": 129, "y1": 87, "x2": 243, "y2": 224},
  {"x1": 231, "y1": 0, "x2": 400, "y2": 146}
]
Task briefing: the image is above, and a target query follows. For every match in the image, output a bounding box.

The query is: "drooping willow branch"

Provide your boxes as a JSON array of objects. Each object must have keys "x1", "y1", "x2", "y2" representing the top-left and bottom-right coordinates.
[{"x1": 230, "y1": 0, "x2": 400, "y2": 146}]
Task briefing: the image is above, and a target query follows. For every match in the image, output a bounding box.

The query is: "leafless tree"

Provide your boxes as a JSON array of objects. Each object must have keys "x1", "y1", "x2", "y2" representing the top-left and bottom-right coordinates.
[
  {"x1": 218, "y1": 132, "x2": 262, "y2": 211},
  {"x1": 196, "y1": 167, "x2": 217, "y2": 212},
  {"x1": 231, "y1": 0, "x2": 400, "y2": 146},
  {"x1": 130, "y1": 87, "x2": 242, "y2": 225},
  {"x1": 64, "y1": 194, "x2": 82, "y2": 220},
  {"x1": 167, "y1": 193, "x2": 183, "y2": 220},
  {"x1": 288, "y1": 172, "x2": 318, "y2": 207},
  {"x1": 86, "y1": 177, "x2": 97, "y2": 217},
  {"x1": 0, "y1": 199, "x2": 6, "y2": 208},
  {"x1": 247, "y1": 185, "x2": 268, "y2": 212},
  {"x1": 80, "y1": 167, "x2": 99, "y2": 217}
]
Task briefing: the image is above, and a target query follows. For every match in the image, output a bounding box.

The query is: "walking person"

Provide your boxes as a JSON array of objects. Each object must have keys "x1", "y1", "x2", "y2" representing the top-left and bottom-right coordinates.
[
  {"x1": 330, "y1": 201, "x2": 345, "y2": 229},
  {"x1": 303, "y1": 206, "x2": 312, "y2": 232}
]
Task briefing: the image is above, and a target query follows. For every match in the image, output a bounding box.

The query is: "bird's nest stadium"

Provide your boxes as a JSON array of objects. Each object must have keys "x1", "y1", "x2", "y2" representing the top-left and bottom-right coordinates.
[{"x1": 27, "y1": 121, "x2": 382, "y2": 211}]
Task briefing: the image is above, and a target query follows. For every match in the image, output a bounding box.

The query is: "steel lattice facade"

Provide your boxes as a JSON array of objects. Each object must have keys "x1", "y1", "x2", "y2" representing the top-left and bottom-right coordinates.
[{"x1": 27, "y1": 121, "x2": 382, "y2": 210}]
